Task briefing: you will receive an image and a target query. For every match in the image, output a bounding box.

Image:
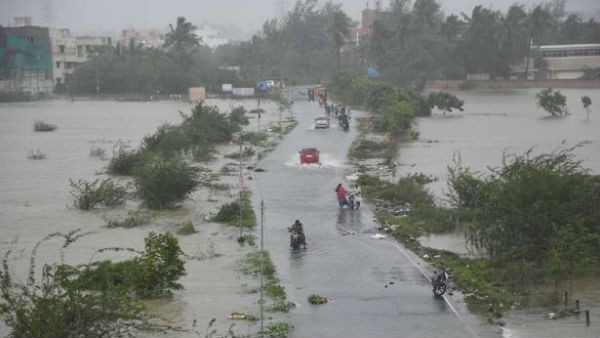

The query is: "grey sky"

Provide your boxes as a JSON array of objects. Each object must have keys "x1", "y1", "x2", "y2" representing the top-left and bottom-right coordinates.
[{"x1": 1, "y1": 0, "x2": 598, "y2": 37}]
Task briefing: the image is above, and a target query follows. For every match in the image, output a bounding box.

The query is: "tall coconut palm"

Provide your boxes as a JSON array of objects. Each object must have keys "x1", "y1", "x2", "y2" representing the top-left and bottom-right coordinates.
[{"x1": 165, "y1": 17, "x2": 200, "y2": 71}]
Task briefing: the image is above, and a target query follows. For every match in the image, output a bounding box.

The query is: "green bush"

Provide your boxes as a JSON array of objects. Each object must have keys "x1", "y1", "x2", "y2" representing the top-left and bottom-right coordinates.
[
  {"x1": 134, "y1": 155, "x2": 201, "y2": 209},
  {"x1": 107, "y1": 146, "x2": 147, "y2": 176},
  {"x1": 211, "y1": 191, "x2": 256, "y2": 227},
  {"x1": 70, "y1": 178, "x2": 128, "y2": 210},
  {"x1": 0, "y1": 230, "x2": 172, "y2": 338}
]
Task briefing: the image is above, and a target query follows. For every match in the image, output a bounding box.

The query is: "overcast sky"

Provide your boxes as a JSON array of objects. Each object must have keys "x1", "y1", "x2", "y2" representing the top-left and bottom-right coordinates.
[{"x1": 1, "y1": 0, "x2": 598, "y2": 37}]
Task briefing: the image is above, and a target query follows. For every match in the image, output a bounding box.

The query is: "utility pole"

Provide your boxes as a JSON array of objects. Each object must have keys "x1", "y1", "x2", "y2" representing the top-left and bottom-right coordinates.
[{"x1": 259, "y1": 199, "x2": 265, "y2": 337}]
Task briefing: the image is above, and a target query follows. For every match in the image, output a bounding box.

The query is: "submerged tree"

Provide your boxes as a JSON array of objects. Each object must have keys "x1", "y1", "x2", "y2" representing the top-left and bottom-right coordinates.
[
  {"x1": 427, "y1": 91, "x2": 464, "y2": 116},
  {"x1": 447, "y1": 146, "x2": 600, "y2": 280},
  {"x1": 536, "y1": 88, "x2": 568, "y2": 116}
]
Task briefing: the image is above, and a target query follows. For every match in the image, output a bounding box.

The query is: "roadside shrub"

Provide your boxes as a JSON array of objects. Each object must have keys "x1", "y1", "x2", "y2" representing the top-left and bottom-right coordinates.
[
  {"x1": 70, "y1": 178, "x2": 127, "y2": 210},
  {"x1": 0, "y1": 230, "x2": 173, "y2": 338},
  {"x1": 32, "y1": 120, "x2": 57, "y2": 131},
  {"x1": 211, "y1": 191, "x2": 256, "y2": 227},
  {"x1": 134, "y1": 155, "x2": 201, "y2": 209}
]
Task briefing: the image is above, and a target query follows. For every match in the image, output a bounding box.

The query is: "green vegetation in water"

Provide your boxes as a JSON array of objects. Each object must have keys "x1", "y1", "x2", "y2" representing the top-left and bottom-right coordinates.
[
  {"x1": 106, "y1": 210, "x2": 149, "y2": 228},
  {"x1": 212, "y1": 191, "x2": 256, "y2": 228},
  {"x1": 262, "y1": 322, "x2": 292, "y2": 338},
  {"x1": 224, "y1": 146, "x2": 256, "y2": 160},
  {"x1": 70, "y1": 178, "x2": 128, "y2": 210},
  {"x1": 243, "y1": 250, "x2": 290, "y2": 313},
  {"x1": 0, "y1": 230, "x2": 182, "y2": 337},
  {"x1": 134, "y1": 155, "x2": 202, "y2": 209},
  {"x1": 307, "y1": 294, "x2": 329, "y2": 304},
  {"x1": 32, "y1": 120, "x2": 57, "y2": 132},
  {"x1": 176, "y1": 220, "x2": 198, "y2": 235}
]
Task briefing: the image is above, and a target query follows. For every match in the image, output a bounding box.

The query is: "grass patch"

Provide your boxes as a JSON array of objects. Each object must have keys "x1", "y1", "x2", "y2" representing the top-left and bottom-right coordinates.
[
  {"x1": 243, "y1": 250, "x2": 290, "y2": 313},
  {"x1": 106, "y1": 210, "x2": 150, "y2": 228}
]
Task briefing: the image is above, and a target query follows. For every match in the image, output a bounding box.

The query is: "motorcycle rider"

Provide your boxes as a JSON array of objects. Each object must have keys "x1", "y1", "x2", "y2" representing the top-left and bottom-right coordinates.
[
  {"x1": 289, "y1": 219, "x2": 307, "y2": 248},
  {"x1": 350, "y1": 183, "x2": 362, "y2": 209}
]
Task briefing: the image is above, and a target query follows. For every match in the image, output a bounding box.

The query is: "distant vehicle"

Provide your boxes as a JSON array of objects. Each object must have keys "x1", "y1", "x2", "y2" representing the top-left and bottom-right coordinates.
[
  {"x1": 299, "y1": 148, "x2": 320, "y2": 164},
  {"x1": 314, "y1": 116, "x2": 330, "y2": 129}
]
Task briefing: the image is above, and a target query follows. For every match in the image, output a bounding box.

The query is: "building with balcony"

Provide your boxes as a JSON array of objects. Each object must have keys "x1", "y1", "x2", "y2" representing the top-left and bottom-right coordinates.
[{"x1": 51, "y1": 28, "x2": 112, "y2": 86}]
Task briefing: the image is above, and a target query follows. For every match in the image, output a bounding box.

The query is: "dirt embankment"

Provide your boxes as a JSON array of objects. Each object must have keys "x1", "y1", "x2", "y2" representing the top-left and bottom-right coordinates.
[{"x1": 425, "y1": 79, "x2": 600, "y2": 90}]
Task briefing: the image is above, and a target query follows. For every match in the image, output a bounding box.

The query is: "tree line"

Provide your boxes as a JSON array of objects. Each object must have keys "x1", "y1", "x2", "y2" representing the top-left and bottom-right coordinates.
[{"x1": 67, "y1": 0, "x2": 600, "y2": 95}]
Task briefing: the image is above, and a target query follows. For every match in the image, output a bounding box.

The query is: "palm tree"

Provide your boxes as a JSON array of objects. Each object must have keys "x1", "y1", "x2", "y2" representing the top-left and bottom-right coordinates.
[{"x1": 165, "y1": 17, "x2": 200, "y2": 71}]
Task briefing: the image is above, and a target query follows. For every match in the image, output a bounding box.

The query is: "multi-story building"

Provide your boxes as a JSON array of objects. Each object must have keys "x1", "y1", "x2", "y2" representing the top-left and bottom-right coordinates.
[
  {"x1": 0, "y1": 24, "x2": 54, "y2": 94},
  {"x1": 1, "y1": 16, "x2": 112, "y2": 94},
  {"x1": 119, "y1": 28, "x2": 164, "y2": 50},
  {"x1": 51, "y1": 28, "x2": 111, "y2": 87}
]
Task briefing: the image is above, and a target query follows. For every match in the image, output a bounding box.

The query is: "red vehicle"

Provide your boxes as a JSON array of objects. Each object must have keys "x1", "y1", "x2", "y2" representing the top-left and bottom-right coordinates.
[{"x1": 299, "y1": 148, "x2": 320, "y2": 164}]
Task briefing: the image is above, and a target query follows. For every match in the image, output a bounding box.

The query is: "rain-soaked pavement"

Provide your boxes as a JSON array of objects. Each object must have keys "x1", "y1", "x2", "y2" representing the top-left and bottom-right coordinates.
[{"x1": 249, "y1": 88, "x2": 502, "y2": 338}]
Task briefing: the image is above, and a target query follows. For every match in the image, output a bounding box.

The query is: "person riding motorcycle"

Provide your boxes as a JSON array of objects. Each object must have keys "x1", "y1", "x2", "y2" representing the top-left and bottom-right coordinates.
[
  {"x1": 289, "y1": 219, "x2": 307, "y2": 248},
  {"x1": 350, "y1": 183, "x2": 362, "y2": 209}
]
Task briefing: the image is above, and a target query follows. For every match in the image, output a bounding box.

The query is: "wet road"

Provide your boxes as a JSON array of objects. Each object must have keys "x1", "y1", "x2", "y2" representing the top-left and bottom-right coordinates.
[{"x1": 250, "y1": 89, "x2": 500, "y2": 338}]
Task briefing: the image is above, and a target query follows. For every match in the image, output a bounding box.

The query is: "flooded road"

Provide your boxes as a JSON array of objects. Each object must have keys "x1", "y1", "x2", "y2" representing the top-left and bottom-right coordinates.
[
  {"x1": 1, "y1": 87, "x2": 598, "y2": 337},
  {"x1": 250, "y1": 89, "x2": 499, "y2": 337}
]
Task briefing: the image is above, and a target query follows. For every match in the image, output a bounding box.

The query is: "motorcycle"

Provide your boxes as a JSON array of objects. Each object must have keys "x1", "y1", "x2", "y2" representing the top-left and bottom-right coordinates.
[
  {"x1": 348, "y1": 193, "x2": 355, "y2": 210},
  {"x1": 289, "y1": 231, "x2": 306, "y2": 250},
  {"x1": 338, "y1": 115, "x2": 350, "y2": 131},
  {"x1": 432, "y1": 270, "x2": 449, "y2": 296}
]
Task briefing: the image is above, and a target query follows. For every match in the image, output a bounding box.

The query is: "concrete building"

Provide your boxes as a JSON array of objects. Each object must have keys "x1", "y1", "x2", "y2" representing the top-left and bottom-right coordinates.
[
  {"x1": 0, "y1": 24, "x2": 54, "y2": 94},
  {"x1": 533, "y1": 44, "x2": 600, "y2": 79},
  {"x1": 51, "y1": 28, "x2": 111, "y2": 86},
  {"x1": 196, "y1": 24, "x2": 228, "y2": 48},
  {"x1": 349, "y1": 1, "x2": 380, "y2": 47},
  {"x1": 119, "y1": 28, "x2": 164, "y2": 49}
]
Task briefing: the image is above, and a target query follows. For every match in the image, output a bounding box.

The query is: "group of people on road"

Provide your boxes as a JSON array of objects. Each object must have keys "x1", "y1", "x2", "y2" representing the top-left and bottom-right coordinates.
[{"x1": 335, "y1": 182, "x2": 362, "y2": 209}]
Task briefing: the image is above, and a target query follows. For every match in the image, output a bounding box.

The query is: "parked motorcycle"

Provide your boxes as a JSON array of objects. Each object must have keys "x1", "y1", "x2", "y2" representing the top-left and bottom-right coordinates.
[{"x1": 432, "y1": 270, "x2": 449, "y2": 296}]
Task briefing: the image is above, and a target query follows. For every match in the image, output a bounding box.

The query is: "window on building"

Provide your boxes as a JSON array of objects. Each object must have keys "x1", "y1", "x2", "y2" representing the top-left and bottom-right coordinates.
[
  {"x1": 56, "y1": 61, "x2": 60, "y2": 68},
  {"x1": 59, "y1": 45, "x2": 65, "y2": 53}
]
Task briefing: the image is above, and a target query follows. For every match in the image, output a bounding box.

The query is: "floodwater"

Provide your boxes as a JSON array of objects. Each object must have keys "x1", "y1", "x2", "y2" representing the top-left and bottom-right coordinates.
[
  {"x1": 1, "y1": 87, "x2": 598, "y2": 338},
  {"x1": 399, "y1": 88, "x2": 600, "y2": 206},
  {"x1": 398, "y1": 88, "x2": 600, "y2": 338}
]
